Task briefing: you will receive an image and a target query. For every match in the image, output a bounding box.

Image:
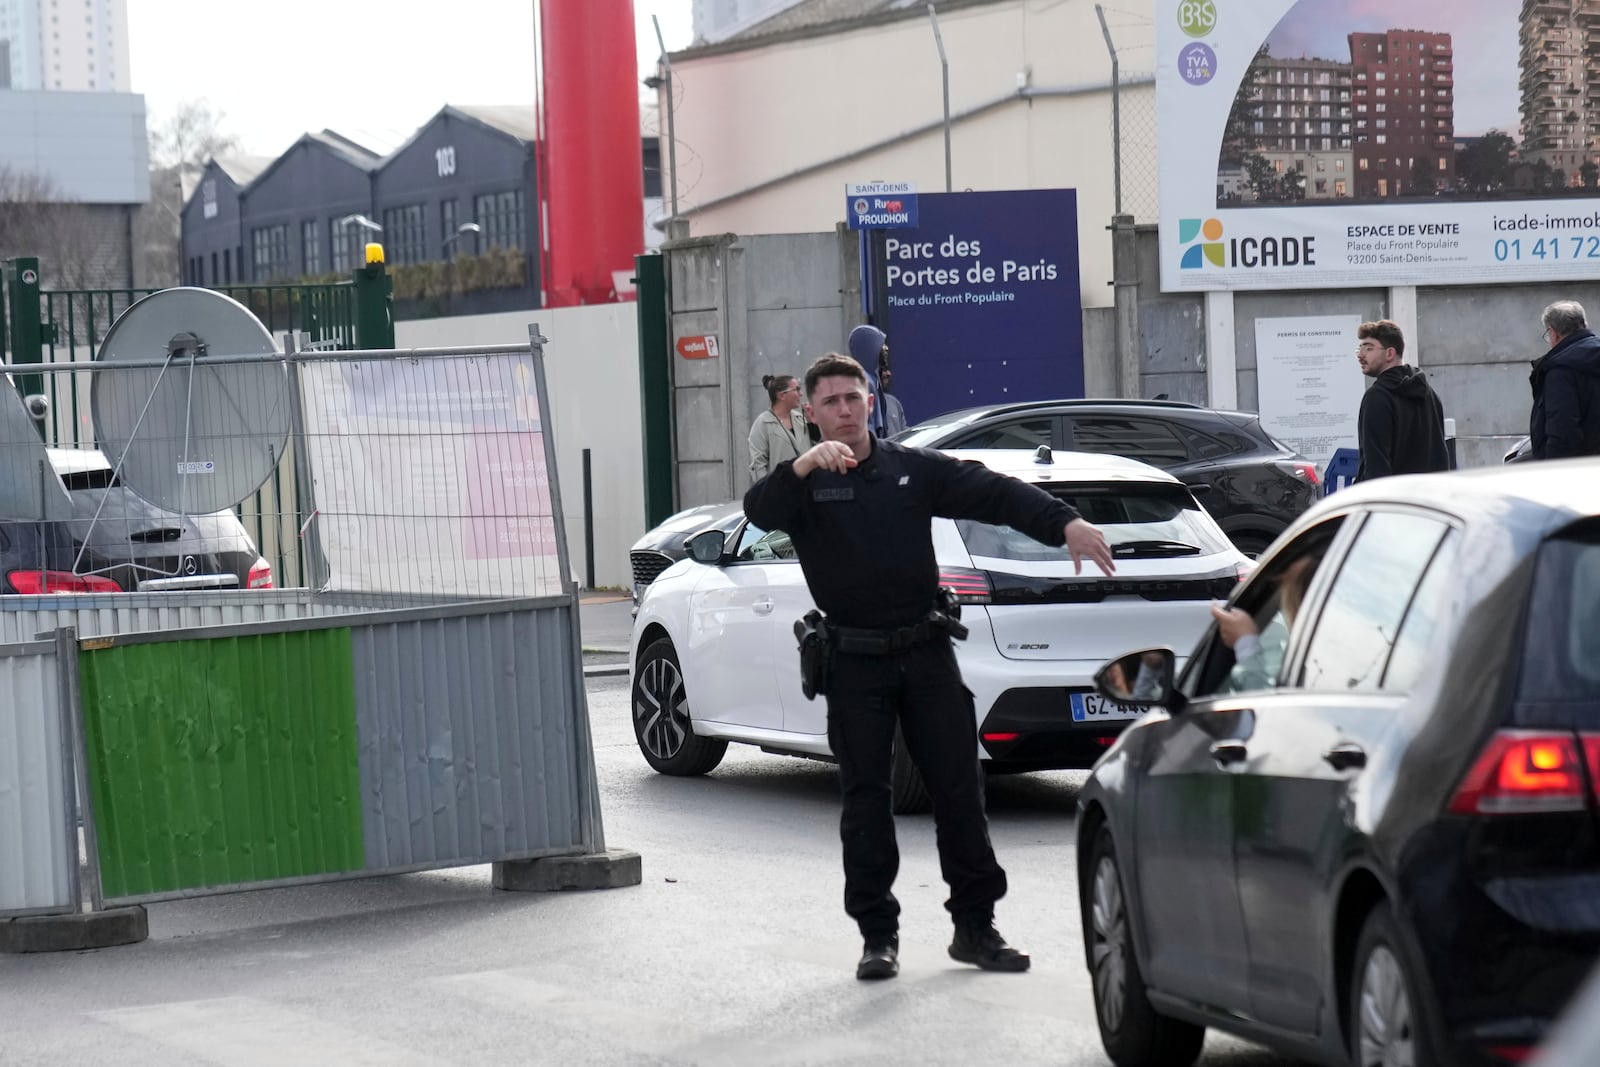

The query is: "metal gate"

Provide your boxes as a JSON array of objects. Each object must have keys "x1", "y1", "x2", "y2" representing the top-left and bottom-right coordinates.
[
  {"x1": 2, "y1": 259, "x2": 384, "y2": 588},
  {"x1": 1, "y1": 328, "x2": 613, "y2": 921}
]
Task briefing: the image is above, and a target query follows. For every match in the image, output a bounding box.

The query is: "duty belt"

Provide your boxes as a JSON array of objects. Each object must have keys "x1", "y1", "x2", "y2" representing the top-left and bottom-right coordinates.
[
  {"x1": 832, "y1": 614, "x2": 966, "y2": 655},
  {"x1": 829, "y1": 617, "x2": 945, "y2": 655}
]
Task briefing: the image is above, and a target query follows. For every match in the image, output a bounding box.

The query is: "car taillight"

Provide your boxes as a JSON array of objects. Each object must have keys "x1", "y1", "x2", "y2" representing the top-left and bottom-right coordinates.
[
  {"x1": 1448, "y1": 731, "x2": 1594, "y2": 815},
  {"x1": 7, "y1": 570, "x2": 122, "y2": 595},
  {"x1": 247, "y1": 558, "x2": 273, "y2": 589},
  {"x1": 1278, "y1": 460, "x2": 1321, "y2": 486},
  {"x1": 938, "y1": 567, "x2": 992, "y2": 605},
  {"x1": 1236, "y1": 560, "x2": 1255, "y2": 582}
]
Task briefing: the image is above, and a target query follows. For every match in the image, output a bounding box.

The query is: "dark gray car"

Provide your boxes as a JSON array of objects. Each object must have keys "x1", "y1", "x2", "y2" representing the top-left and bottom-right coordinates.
[
  {"x1": 894, "y1": 399, "x2": 1320, "y2": 557},
  {"x1": 1077, "y1": 459, "x2": 1600, "y2": 1067},
  {"x1": 45, "y1": 448, "x2": 270, "y2": 591}
]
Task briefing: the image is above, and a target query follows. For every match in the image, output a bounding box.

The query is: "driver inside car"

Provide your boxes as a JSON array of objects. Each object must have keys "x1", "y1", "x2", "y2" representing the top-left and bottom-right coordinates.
[{"x1": 1210, "y1": 553, "x2": 1322, "y2": 694}]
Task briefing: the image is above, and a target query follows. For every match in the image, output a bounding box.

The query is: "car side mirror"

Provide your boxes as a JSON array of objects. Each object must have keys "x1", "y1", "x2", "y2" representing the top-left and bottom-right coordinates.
[
  {"x1": 686, "y1": 529, "x2": 726, "y2": 564},
  {"x1": 1094, "y1": 648, "x2": 1179, "y2": 711}
]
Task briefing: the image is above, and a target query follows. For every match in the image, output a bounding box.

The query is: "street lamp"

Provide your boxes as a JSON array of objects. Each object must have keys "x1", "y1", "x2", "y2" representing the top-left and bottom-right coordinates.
[
  {"x1": 442, "y1": 222, "x2": 481, "y2": 258},
  {"x1": 338, "y1": 213, "x2": 382, "y2": 233}
]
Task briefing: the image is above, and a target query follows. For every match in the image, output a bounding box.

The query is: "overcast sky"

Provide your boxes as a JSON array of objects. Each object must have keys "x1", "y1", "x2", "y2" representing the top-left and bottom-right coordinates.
[
  {"x1": 1264, "y1": 0, "x2": 1520, "y2": 137},
  {"x1": 127, "y1": 0, "x2": 693, "y2": 157}
]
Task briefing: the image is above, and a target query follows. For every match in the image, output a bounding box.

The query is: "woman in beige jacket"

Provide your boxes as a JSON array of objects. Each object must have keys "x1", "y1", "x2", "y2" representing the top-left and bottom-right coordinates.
[{"x1": 748, "y1": 374, "x2": 810, "y2": 480}]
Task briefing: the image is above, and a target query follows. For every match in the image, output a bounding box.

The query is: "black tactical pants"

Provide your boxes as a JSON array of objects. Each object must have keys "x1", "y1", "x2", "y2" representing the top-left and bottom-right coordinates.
[{"x1": 824, "y1": 637, "x2": 1006, "y2": 941}]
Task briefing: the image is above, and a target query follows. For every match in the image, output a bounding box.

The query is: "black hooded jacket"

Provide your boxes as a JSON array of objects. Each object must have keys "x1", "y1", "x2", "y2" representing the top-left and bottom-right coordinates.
[
  {"x1": 1530, "y1": 329, "x2": 1600, "y2": 460},
  {"x1": 1354, "y1": 365, "x2": 1450, "y2": 482}
]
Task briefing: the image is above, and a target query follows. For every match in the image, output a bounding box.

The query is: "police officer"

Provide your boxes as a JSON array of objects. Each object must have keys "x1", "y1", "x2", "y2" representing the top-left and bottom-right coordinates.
[{"x1": 744, "y1": 352, "x2": 1115, "y2": 981}]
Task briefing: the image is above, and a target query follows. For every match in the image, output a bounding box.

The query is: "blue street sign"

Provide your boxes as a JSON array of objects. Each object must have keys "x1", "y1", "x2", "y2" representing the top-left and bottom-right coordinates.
[{"x1": 846, "y1": 181, "x2": 919, "y2": 229}]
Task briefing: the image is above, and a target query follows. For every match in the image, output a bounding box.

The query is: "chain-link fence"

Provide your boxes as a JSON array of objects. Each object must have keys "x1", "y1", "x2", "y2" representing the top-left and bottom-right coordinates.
[
  {"x1": 1116, "y1": 79, "x2": 1160, "y2": 224},
  {"x1": 1095, "y1": 3, "x2": 1160, "y2": 225},
  {"x1": 1, "y1": 342, "x2": 566, "y2": 601}
]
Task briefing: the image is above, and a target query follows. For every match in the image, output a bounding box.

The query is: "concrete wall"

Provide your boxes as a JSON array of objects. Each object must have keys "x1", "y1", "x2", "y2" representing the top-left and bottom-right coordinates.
[
  {"x1": 394, "y1": 304, "x2": 642, "y2": 590},
  {"x1": 665, "y1": 0, "x2": 1156, "y2": 310},
  {"x1": 665, "y1": 229, "x2": 861, "y2": 510},
  {"x1": 1123, "y1": 226, "x2": 1587, "y2": 469}
]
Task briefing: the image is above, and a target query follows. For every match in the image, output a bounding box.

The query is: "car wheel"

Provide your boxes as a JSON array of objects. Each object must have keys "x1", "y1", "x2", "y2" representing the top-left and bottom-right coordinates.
[
  {"x1": 632, "y1": 637, "x2": 727, "y2": 776},
  {"x1": 1085, "y1": 825, "x2": 1205, "y2": 1067},
  {"x1": 890, "y1": 723, "x2": 931, "y2": 815},
  {"x1": 1350, "y1": 904, "x2": 1438, "y2": 1067},
  {"x1": 1230, "y1": 532, "x2": 1275, "y2": 559}
]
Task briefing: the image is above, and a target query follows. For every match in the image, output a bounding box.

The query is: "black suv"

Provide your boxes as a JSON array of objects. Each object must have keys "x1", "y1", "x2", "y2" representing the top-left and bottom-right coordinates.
[{"x1": 892, "y1": 400, "x2": 1319, "y2": 557}]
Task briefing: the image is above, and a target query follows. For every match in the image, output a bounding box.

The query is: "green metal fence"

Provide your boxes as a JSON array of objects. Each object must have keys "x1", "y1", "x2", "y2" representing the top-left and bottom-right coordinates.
[{"x1": 1, "y1": 258, "x2": 384, "y2": 591}]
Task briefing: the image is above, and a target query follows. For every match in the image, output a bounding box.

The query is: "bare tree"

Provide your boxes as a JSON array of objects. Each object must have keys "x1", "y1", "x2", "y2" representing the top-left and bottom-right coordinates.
[
  {"x1": 0, "y1": 166, "x2": 114, "y2": 289},
  {"x1": 140, "y1": 101, "x2": 241, "y2": 288},
  {"x1": 150, "y1": 100, "x2": 240, "y2": 201}
]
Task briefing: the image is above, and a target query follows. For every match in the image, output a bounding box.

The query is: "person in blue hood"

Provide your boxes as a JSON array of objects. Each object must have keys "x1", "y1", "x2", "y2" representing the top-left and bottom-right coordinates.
[
  {"x1": 847, "y1": 324, "x2": 889, "y2": 437},
  {"x1": 1531, "y1": 300, "x2": 1600, "y2": 459}
]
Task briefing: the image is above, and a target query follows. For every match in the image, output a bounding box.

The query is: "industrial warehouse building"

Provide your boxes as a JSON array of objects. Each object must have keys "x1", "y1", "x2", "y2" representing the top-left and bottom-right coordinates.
[{"x1": 180, "y1": 105, "x2": 662, "y2": 313}]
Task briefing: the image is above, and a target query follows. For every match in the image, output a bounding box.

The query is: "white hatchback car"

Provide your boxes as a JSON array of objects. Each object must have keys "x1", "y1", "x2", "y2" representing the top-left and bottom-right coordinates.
[{"x1": 629, "y1": 449, "x2": 1250, "y2": 811}]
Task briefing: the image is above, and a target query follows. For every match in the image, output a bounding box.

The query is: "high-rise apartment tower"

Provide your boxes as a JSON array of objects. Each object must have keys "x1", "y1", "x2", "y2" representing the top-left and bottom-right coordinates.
[{"x1": 0, "y1": 0, "x2": 129, "y2": 92}]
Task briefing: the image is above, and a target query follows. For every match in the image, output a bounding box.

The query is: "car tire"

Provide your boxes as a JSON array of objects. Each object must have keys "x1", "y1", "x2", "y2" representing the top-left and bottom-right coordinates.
[
  {"x1": 632, "y1": 637, "x2": 727, "y2": 776},
  {"x1": 1230, "y1": 532, "x2": 1275, "y2": 559},
  {"x1": 1349, "y1": 903, "x2": 1439, "y2": 1067},
  {"x1": 1085, "y1": 825, "x2": 1205, "y2": 1067},
  {"x1": 890, "y1": 723, "x2": 930, "y2": 815}
]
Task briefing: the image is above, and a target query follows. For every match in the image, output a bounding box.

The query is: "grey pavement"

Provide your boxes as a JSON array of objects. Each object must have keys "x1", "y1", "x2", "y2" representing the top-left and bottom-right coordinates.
[
  {"x1": 0, "y1": 674, "x2": 1294, "y2": 1066},
  {"x1": 581, "y1": 592, "x2": 634, "y2": 678}
]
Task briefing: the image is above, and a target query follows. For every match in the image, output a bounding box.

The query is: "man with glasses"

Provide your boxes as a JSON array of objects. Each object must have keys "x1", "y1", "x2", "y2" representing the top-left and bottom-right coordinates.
[
  {"x1": 1352, "y1": 319, "x2": 1450, "y2": 482},
  {"x1": 1530, "y1": 300, "x2": 1600, "y2": 460}
]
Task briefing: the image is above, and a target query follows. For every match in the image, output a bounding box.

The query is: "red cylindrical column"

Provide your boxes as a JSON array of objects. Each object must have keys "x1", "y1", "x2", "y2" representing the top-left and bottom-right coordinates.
[{"x1": 539, "y1": 0, "x2": 644, "y2": 306}]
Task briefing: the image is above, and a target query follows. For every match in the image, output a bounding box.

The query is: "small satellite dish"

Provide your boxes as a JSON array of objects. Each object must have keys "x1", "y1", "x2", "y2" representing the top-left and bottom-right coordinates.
[{"x1": 91, "y1": 287, "x2": 289, "y2": 515}]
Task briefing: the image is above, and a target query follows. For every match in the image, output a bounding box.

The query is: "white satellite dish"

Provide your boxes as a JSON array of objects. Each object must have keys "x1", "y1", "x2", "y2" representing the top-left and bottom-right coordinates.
[{"x1": 91, "y1": 287, "x2": 290, "y2": 515}]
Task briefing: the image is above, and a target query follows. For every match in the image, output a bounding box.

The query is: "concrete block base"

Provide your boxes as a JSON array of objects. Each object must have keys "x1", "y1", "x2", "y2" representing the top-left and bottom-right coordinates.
[
  {"x1": 0, "y1": 906, "x2": 148, "y2": 953},
  {"x1": 493, "y1": 849, "x2": 642, "y2": 893}
]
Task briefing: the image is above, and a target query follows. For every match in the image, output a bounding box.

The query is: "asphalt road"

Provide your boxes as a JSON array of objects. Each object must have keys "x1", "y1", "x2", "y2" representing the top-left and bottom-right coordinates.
[{"x1": 0, "y1": 674, "x2": 1300, "y2": 1066}]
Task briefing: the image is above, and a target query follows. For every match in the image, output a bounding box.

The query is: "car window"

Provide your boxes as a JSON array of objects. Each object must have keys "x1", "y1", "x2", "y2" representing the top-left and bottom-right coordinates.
[
  {"x1": 733, "y1": 521, "x2": 796, "y2": 562},
  {"x1": 1191, "y1": 531, "x2": 1337, "y2": 698},
  {"x1": 892, "y1": 411, "x2": 987, "y2": 447},
  {"x1": 950, "y1": 417, "x2": 1053, "y2": 451},
  {"x1": 1298, "y1": 512, "x2": 1450, "y2": 692},
  {"x1": 1517, "y1": 529, "x2": 1600, "y2": 710},
  {"x1": 1380, "y1": 530, "x2": 1460, "y2": 691},
  {"x1": 1070, "y1": 417, "x2": 1189, "y2": 468},
  {"x1": 955, "y1": 484, "x2": 1232, "y2": 562},
  {"x1": 1177, "y1": 426, "x2": 1234, "y2": 460}
]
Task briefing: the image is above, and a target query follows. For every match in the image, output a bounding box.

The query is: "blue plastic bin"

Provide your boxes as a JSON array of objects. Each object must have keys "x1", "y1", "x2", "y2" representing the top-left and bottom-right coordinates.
[{"x1": 1323, "y1": 448, "x2": 1360, "y2": 496}]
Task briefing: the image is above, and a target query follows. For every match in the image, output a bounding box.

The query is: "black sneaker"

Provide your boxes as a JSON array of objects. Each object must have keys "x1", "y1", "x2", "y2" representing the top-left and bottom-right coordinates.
[
  {"x1": 856, "y1": 938, "x2": 899, "y2": 980},
  {"x1": 949, "y1": 923, "x2": 1030, "y2": 972}
]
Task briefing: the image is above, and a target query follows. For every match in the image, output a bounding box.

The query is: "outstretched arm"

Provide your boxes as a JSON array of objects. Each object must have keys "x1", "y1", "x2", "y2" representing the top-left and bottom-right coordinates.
[{"x1": 930, "y1": 455, "x2": 1114, "y2": 575}]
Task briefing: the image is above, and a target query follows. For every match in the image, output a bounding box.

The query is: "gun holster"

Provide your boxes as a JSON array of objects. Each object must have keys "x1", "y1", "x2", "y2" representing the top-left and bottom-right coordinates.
[
  {"x1": 794, "y1": 609, "x2": 832, "y2": 701},
  {"x1": 934, "y1": 587, "x2": 970, "y2": 641}
]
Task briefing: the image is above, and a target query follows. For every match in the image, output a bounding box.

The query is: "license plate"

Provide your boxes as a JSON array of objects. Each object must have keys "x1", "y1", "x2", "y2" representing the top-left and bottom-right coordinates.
[{"x1": 1070, "y1": 692, "x2": 1150, "y2": 723}]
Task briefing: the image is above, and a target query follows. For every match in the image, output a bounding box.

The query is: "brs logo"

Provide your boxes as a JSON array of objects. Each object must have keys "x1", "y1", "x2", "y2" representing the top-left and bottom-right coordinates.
[{"x1": 1179, "y1": 217, "x2": 1317, "y2": 270}]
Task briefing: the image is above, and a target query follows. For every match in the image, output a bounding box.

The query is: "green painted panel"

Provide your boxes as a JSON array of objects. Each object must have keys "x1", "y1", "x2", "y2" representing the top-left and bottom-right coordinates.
[{"x1": 79, "y1": 628, "x2": 364, "y2": 900}]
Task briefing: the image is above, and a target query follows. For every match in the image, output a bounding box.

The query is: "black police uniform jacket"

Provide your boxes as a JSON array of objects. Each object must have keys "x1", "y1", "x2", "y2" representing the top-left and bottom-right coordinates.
[{"x1": 743, "y1": 439, "x2": 1081, "y2": 631}]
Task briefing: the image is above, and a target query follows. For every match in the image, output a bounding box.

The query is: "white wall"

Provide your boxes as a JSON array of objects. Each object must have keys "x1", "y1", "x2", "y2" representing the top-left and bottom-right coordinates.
[
  {"x1": 0, "y1": 89, "x2": 149, "y2": 203},
  {"x1": 666, "y1": 0, "x2": 1156, "y2": 309},
  {"x1": 396, "y1": 304, "x2": 644, "y2": 590}
]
